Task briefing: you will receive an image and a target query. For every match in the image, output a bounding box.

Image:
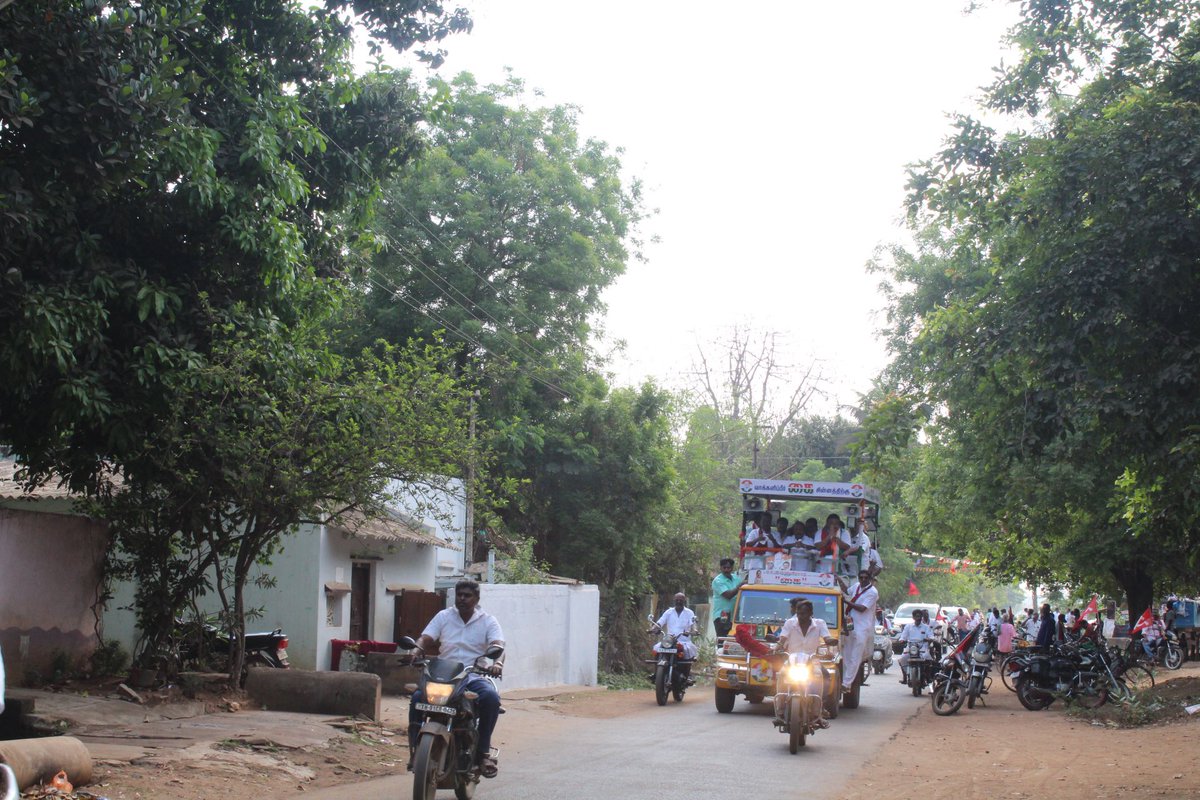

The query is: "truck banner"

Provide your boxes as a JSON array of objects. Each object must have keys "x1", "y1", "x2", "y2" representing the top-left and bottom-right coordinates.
[
  {"x1": 744, "y1": 569, "x2": 838, "y2": 588},
  {"x1": 738, "y1": 478, "x2": 881, "y2": 505}
]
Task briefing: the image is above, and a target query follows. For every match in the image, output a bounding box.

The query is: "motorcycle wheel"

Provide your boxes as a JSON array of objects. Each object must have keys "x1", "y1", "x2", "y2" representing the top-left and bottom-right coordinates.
[
  {"x1": 1119, "y1": 664, "x2": 1155, "y2": 691},
  {"x1": 412, "y1": 736, "x2": 445, "y2": 800},
  {"x1": 1000, "y1": 656, "x2": 1023, "y2": 693},
  {"x1": 931, "y1": 677, "x2": 966, "y2": 716},
  {"x1": 1015, "y1": 675, "x2": 1054, "y2": 711},
  {"x1": 1108, "y1": 677, "x2": 1134, "y2": 704},
  {"x1": 714, "y1": 687, "x2": 735, "y2": 713},
  {"x1": 911, "y1": 670, "x2": 922, "y2": 697},
  {"x1": 1075, "y1": 681, "x2": 1108, "y2": 709},
  {"x1": 654, "y1": 665, "x2": 668, "y2": 706},
  {"x1": 672, "y1": 674, "x2": 686, "y2": 702},
  {"x1": 788, "y1": 696, "x2": 805, "y2": 753},
  {"x1": 1165, "y1": 644, "x2": 1183, "y2": 670},
  {"x1": 454, "y1": 771, "x2": 478, "y2": 800},
  {"x1": 966, "y1": 675, "x2": 982, "y2": 709}
]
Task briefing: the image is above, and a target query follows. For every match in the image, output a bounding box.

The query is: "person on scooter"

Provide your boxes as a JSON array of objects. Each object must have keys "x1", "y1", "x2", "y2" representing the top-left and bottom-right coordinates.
[
  {"x1": 896, "y1": 609, "x2": 935, "y2": 683},
  {"x1": 836, "y1": 569, "x2": 879, "y2": 693},
  {"x1": 408, "y1": 580, "x2": 505, "y2": 778},
  {"x1": 775, "y1": 598, "x2": 837, "y2": 727},
  {"x1": 1142, "y1": 612, "x2": 1165, "y2": 661},
  {"x1": 656, "y1": 593, "x2": 699, "y2": 683}
]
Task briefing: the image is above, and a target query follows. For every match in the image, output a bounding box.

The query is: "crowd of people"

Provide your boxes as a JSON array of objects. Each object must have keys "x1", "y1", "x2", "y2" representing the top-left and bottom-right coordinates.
[{"x1": 741, "y1": 511, "x2": 883, "y2": 578}]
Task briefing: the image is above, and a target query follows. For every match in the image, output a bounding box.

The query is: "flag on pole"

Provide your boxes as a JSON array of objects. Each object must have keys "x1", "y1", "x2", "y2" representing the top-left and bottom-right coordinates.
[
  {"x1": 1081, "y1": 594, "x2": 1098, "y2": 620},
  {"x1": 1130, "y1": 606, "x2": 1154, "y2": 635},
  {"x1": 906, "y1": 579, "x2": 920, "y2": 596}
]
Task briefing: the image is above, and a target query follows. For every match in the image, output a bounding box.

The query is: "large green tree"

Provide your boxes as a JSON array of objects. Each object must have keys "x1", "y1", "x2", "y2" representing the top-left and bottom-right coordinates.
[
  {"x1": 0, "y1": 0, "x2": 468, "y2": 488},
  {"x1": 859, "y1": 0, "x2": 1200, "y2": 616},
  {"x1": 102, "y1": 298, "x2": 478, "y2": 681}
]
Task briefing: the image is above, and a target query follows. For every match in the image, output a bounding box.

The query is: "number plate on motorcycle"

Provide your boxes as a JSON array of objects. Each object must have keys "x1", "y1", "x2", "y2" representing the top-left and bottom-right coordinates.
[
  {"x1": 277, "y1": 649, "x2": 288, "y2": 660},
  {"x1": 414, "y1": 702, "x2": 455, "y2": 715}
]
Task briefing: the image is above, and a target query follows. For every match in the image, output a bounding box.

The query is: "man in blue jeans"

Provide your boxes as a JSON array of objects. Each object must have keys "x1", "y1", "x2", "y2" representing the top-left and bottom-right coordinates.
[{"x1": 408, "y1": 580, "x2": 505, "y2": 778}]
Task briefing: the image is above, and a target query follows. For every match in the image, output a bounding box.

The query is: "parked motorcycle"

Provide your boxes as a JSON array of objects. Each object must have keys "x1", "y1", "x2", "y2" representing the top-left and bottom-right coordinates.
[
  {"x1": 773, "y1": 651, "x2": 828, "y2": 753},
  {"x1": 174, "y1": 617, "x2": 290, "y2": 672},
  {"x1": 965, "y1": 625, "x2": 996, "y2": 708},
  {"x1": 398, "y1": 635, "x2": 503, "y2": 800},
  {"x1": 871, "y1": 624, "x2": 893, "y2": 674},
  {"x1": 646, "y1": 614, "x2": 695, "y2": 706},
  {"x1": 1015, "y1": 642, "x2": 1108, "y2": 710},
  {"x1": 930, "y1": 626, "x2": 977, "y2": 715}
]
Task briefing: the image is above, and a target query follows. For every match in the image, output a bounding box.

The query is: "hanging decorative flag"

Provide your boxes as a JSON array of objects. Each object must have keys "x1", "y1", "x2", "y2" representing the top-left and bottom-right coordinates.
[{"x1": 906, "y1": 579, "x2": 920, "y2": 596}]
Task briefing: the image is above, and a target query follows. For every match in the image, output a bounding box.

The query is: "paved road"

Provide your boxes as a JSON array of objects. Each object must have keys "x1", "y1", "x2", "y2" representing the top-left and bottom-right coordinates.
[{"x1": 301, "y1": 672, "x2": 924, "y2": 799}]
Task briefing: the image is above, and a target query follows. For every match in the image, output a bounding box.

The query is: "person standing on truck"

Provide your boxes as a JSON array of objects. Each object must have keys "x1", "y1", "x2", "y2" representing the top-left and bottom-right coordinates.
[
  {"x1": 711, "y1": 558, "x2": 743, "y2": 638},
  {"x1": 837, "y1": 569, "x2": 879, "y2": 694}
]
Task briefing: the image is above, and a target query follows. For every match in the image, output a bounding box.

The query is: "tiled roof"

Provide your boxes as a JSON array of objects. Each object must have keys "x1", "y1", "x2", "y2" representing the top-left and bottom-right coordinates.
[{"x1": 331, "y1": 509, "x2": 460, "y2": 550}]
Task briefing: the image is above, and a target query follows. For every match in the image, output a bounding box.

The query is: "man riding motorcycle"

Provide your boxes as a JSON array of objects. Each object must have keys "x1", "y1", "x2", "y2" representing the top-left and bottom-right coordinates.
[
  {"x1": 407, "y1": 580, "x2": 506, "y2": 778},
  {"x1": 656, "y1": 592, "x2": 699, "y2": 684},
  {"x1": 776, "y1": 598, "x2": 837, "y2": 727},
  {"x1": 897, "y1": 609, "x2": 935, "y2": 684}
]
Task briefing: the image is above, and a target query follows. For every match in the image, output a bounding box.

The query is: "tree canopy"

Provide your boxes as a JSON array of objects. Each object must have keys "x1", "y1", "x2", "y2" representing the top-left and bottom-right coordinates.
[
  {"x1": 0, "y1": 0, "x2": 467, "y2": 488},
  {"x1": 858, "y1": 0, "x2": 1200, "y2": 615}
]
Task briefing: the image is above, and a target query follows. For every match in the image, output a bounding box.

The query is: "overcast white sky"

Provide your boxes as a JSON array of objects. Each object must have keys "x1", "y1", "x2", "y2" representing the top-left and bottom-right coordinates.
[{"x1": 399, "y1": 0, "x2": 1020, "y2": 412}]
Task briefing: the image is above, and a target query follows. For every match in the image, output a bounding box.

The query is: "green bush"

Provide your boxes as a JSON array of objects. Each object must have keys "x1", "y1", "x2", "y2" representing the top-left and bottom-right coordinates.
[{"x1": 90, "y1": 639, "x2": 130, "y2": 677}]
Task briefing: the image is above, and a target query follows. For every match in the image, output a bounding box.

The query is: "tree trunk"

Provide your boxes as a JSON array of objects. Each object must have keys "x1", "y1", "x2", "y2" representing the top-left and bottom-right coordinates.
[{"x1": 1112, "y1": 562, "x2": 1154, "y2": 623}]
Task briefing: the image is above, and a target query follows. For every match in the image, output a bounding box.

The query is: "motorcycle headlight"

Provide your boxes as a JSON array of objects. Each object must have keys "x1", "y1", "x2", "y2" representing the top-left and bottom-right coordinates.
[
  {"x1": 425, "y1": 681, "x2": 454, "y2": 705},
  {"x1": 785, "y1": 662, "x2": 812, "y2": 684}
]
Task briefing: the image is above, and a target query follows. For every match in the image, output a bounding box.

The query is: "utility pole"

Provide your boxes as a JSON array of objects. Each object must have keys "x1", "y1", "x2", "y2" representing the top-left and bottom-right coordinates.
[{"x1": 463, "y1": 391, "x2": 478, "y2": 574}]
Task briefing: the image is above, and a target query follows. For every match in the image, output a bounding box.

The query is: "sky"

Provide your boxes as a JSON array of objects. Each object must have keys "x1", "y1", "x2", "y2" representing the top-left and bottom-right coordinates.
[{"x1": 398, "y1": 0, "x2": 1021, "y2": 413}]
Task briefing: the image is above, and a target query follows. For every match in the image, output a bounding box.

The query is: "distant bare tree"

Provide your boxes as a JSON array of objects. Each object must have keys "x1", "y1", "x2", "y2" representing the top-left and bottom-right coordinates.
[{"x1": 690, "y1": 327, "x2": 821, "y2": 470}]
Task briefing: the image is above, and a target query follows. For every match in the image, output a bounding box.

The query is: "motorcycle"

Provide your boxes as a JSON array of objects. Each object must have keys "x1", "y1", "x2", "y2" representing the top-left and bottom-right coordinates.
[
  {"x1": 646, "y1": 614, "x2": 695, "y2": 706},
  {"x1": 964, "y1": 625, "x2": 996, "y2": 708},
  {"x1": 773, "y1": 651, "x2": 828, "y2": 753},
  {"x1": 1015, "y1": 641, "x2": 1108, "y2": 710},
  {"x1": 871, "y1": 624, "x2": 894, "y2": 674},
  {"x1": 174, "y1": 617, "x2": 290, "y2": 672},
  {"x1": 930, "y1": 626, "x2": 978, "y2": 715},
  {"x1": 903, "y1": 637, "x2": 940, "y2": 696},
  {"x1": 398, "y1": 634, "x2": 503, "y2": 800}
]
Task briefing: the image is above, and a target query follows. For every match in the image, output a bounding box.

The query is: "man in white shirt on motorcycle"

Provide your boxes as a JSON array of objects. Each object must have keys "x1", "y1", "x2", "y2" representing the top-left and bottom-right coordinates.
[
  {"x1": 775, "y1": 598, "x2": 837, "y2": 727},
  {"x1": 836, "y1": 569, "x2": 879, "y2": 693},
  {"x1": 897, "y1": 609, "x2": 935, "y2": 684},
  {"x1": 656, "y1": 593, "x2": 698, "y2": 682}
]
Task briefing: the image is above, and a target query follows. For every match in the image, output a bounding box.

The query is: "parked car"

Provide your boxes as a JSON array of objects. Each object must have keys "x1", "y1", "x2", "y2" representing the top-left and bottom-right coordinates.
[{"x1": 890, "y1": 602, "x2": 942, "y2": 652}]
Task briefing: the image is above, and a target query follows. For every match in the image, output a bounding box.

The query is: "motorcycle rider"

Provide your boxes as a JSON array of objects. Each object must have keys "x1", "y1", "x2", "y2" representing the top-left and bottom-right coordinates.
[
  {"x1": 836, "y1": 569, "x2": 879, "y2": 694},
  {"x1": 656, "y1": 592, "x2": 699, "y2": 683},
  {"x1": 896, "y1": 609, "x2": 934, "y2": 684},
  {"x1": 775, "y1": 598, "x2": 837, "y2": 727},
  {"x1": 408, "y1": 580, "x2": 505, "y2": 778}
]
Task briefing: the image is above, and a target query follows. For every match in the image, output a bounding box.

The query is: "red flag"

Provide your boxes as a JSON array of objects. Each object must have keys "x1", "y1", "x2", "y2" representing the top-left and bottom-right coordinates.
[
  {"x1": 906, "y1": 579, "x2": 920, "y2": 596},
  {"x1": 1130, "y1": 607, "x2": 1154, "y2": 635},
  {"x1": 1081, "y1": 594, "x2": 1098, "y2": 620}
]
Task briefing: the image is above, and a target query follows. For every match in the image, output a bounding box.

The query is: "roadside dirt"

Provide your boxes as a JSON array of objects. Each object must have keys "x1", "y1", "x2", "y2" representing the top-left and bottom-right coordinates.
[{"x1": 837, "y1": 665, "x2": 1200, "y2": 800}]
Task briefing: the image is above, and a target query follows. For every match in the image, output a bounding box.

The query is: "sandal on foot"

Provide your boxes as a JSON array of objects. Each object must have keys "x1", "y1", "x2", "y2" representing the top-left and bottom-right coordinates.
[{"x1": 479, "y1": 755, "x2": 498, "y2": 779}]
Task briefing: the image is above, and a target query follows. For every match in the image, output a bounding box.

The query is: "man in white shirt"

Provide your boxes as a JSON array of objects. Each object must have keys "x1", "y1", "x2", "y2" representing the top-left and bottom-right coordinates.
[
  {"x1": 775, "y1": 598, "x2": 837, "y2": 727},
  {"x1": 656, "y1": 593, "x2": 699, "y2": 664},
  {"x1": 841, "y1": 521, "x2": 872, "y2": 576},
  {"x1": 896, "y1": 611, "x2": 935, "y2": 684},
  {"x1": 836, "y1": 569, "x2": 880, "y2": 693},
  {"x1": 796, "y1": 518, "x2": 821, "y2": 571},
  {"x1": 409, "y1": 580, "x2": 505, "y2": 778}
]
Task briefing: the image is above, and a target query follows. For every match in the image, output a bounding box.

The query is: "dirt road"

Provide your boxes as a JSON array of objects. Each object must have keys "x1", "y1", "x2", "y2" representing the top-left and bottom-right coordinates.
[{"x1": 63, "y1": 664, "x2": 1200, "y2": 799}]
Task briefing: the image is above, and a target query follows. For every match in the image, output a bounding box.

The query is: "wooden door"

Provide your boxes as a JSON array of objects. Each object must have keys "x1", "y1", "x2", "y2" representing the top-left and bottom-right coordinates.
[
  {"x1": 394, "y1": 589, "x2": 445, "y2": 644},
  {"x1": 349, "y1": 562, "x2": 371, "y2": 641}
]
